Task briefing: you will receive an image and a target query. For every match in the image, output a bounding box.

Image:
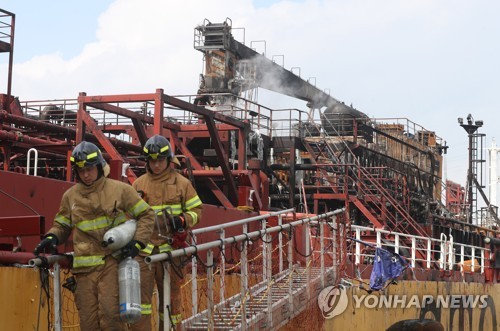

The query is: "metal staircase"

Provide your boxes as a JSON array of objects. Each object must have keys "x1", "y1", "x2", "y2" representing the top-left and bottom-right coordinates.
[
  {"x1": 300, "y1": 117, "x2": 431, "y2": 262},
  {"x1": 183, "y1": 266, "x2": 334, "y2": 330}
]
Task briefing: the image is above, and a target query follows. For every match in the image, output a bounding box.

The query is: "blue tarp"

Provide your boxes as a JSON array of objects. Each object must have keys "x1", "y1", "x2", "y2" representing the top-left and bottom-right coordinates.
[{"x1": 369, "y1": 247, "x2": 407, "y2": 290}]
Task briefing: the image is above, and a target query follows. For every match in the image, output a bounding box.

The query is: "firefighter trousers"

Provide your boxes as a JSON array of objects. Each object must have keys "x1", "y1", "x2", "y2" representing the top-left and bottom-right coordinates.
[
  {"x1": 74, "y1": 256, "x2": 127, "y2": 331},
  {"x1": 131, "y1": 256, "x2": 184, "y2": 331}
]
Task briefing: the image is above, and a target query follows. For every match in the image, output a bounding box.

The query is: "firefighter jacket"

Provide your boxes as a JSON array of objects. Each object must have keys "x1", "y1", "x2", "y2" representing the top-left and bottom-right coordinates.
[
  {"x1": 132, "y1": 166, "x2": 202, "y2": 255},
  {"x1": 47, "y1": 164, "x2": 155, "y2": 273}
]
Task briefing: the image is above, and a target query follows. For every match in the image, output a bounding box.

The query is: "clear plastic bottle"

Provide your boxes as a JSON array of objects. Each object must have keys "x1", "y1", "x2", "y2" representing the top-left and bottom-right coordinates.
[{"x1": 118, "y1": 257, "x2": 141, "y2": 323}]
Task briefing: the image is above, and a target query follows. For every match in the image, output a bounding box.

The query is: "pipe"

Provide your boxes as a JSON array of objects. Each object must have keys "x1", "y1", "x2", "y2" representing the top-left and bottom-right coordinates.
[
  {"x1": 29, "y1": 253, "x2": 72, "y2": 267},
  {"x1": 0, "y1": 251, "x2": 35, "y2": 264},
  {"x1": 0, "y1": 111, "x2": 142, "y2": 153},
  {"x1": 0, "y1": 130, "x2": 70, "y2": 147},
  {"x1": 0, "y1": 129, "x2": 145, "y2": 167}
]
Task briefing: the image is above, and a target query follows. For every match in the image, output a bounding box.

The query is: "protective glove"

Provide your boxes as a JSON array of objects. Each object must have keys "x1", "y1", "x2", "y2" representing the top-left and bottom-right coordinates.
[
  {"x1": 120, "y1": 240, "x2": 144, "y2": 258},
  {"x1": 171, "y1": 231, "x2": 189, "y2": 249},
  {"x1": 34, "y1": 234, "x2": 59, "y2": 255},
  {"x1": 169, "y1": 215, "x2": 186, "y2": 232}
]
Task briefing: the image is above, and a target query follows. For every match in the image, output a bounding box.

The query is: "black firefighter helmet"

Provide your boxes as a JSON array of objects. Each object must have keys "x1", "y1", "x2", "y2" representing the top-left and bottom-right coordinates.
[
  {"x1": 143, "y1": 135, "x2": 174, "y2": 161},
  {"x1": 70, "y1": 141, "x2": 106, "y2": 169}
]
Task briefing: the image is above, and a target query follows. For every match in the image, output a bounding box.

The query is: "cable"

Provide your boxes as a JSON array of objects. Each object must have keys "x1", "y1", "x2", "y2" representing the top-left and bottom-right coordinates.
[
  {"x1": 291, "y1": 227, "x2": 313, "y2": 258},
  {"x1": 0, "y1": 188, "x2": 41, "y2": 215}
]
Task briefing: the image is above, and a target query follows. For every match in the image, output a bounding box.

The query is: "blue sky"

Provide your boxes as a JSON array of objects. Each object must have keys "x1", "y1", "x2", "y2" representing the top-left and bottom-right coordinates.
[
  {"x1": 3, "y1": 1, "x2": 114, "y2": 61},
  {"x1": 1, "y1": 0, "x2": 500, "y2": 201}
]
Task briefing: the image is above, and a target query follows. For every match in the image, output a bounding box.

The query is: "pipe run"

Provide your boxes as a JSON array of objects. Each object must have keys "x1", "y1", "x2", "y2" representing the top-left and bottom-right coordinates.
[
  {"x1": 145, "y1": 208, "x2": 345, "y2": 264},
  {"x1": 29, "y1": 253, "x2": 72, "y2": 267},
  {"x1": 0, "y1": 251, "x2": 36, "y2": 265}
]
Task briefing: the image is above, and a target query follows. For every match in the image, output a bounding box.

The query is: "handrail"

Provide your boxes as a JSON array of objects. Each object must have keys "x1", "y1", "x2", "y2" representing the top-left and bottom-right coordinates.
[
  {"x1": 146, "y1": 208, "x2": 344, "y2": 264},
  {"x1": 340, "y1": 224, "x2": 489, "y2": 273},
  {"x1": 26, "y1": 148, "x2": 38, "y2": 176},
  {"x1": 191, "y1": 208, "x2": 294, "y2": 235}
]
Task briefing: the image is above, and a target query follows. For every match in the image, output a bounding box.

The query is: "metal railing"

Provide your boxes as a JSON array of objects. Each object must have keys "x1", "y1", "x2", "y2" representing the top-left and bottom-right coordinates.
[
  {"x1": 146, "y1": 208, "x2": 344, "y2": 330},
  {"x1": 145, "y1": 207, "x2": 490, "y2": 330},
  {"x1": 348, "y1": 225, "x2": 488, "y2": 273}
]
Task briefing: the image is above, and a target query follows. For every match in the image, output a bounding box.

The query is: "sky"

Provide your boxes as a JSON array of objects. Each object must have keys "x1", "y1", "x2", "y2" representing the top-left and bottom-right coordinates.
[{"x1": 1, "y1": 0, "x2": 500, "y2": 202}]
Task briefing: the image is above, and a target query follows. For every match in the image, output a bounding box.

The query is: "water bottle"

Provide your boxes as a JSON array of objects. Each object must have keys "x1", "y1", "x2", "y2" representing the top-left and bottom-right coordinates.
[{"x1": 118, "y1": 257, "x2": 141, "y2": 323}]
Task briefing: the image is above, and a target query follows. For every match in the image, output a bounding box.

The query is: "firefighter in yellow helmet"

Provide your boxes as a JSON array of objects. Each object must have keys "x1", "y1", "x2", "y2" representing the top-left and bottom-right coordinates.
[
  {"x1": 34, "y1": 141, "x2": 155, "y2": 331},
  {"x1": 131, "y1": 135, "x2": 202, "y2": 331}
]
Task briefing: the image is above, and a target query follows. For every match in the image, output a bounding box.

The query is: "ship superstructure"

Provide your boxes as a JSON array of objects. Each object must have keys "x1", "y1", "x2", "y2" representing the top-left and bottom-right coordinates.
[{"x1": 0, "y1": 12, "x2": 499, "y2": 331}]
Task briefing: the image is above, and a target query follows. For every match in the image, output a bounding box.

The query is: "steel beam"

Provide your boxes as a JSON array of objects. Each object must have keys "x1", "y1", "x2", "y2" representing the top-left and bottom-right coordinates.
[
  {"x1": 77, "y1": 93, "x2": 137, "y2": 182},
  {"x1": 169, "y1": 134, "x2": 233, "y2": 208}
]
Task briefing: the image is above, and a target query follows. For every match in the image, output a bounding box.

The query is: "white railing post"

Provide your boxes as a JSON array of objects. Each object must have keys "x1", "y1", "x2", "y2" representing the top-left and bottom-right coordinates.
[
  {"x1": 411, "y1": 237, "x2": 416, "y2": 268},
  {"x1": 440, "y1": 233, "x2": 447, "y2": 269},
  {"x1": 288, "y1": 224, "x2": 294, "y2": 314},
  {"x1": 395, "y1": 234, "x2": 400, "y2": 255},
  {"x1": 320, "y1": 222, "x2": 325, "y2": 288},
  {"x1": 460, "y1": 245, "x2": 465, "y2": 266},
  {"x1": 448, "y1": 235, "x2": 454, "y2": 271},
  {"x1": 207, "y1": 250, "x2": 214, "y2": 330},
  {"x1": 481, "y1": 249, "x2": 485, "y2": 274},
  {"x1": 220, "y1": 229, "x2": 226, "y2": 304},
  {"x1": 305, "y1": 220, "x2": 311, "y2": 301},
  {"x1": 262, "y1": 219, "x2": 268, "y2": 280},
  {"x1": 471, "y1": 247, "x2": 476, "y2": 272},
  {"x1": 241, "y1": 224, "x2": 248, "y2": 331},
  {"x1": 163, "y1": 262, "x2": 172, "y2": 331},
  {"x1": 27, "y1": 148, "x2": 38, "y2": 176},
  {"x1": 266, "y1": 228, "x2": 273, "y2": 328},
  {"x1": 279, "y1": 214, "x2": 283, "y2": 273},
  {"x1": 355, "y1": 228, "x2": 361, "y2": 265},
  {"x1": 53, "y1": 262, "x2": 61, "y2": 331},
  {"x1": 427, "y1": 239, "x2": 431, "y2": 269},
  {"x1": 332, "y1": 219, "x2": 337, "y2": 284},
  {"x1": 191, "y1": 233, "x2": 198, "y2": 316},
  {"x1": 376, "y1": 230, "x2": 381, "y2": 248}
]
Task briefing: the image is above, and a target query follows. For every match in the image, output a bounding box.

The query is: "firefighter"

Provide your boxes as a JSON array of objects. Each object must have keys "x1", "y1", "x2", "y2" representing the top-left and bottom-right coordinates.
[
  {"x1": 34, "y1": 141, "x2": 155, "y2": 331},
  {"x1": 131, "y1": 135, "x2": 202, "y2": 331}
]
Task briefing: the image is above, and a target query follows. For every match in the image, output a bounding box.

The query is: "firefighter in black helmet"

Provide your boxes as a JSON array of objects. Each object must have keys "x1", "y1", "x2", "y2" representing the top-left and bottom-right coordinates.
[
  {"x1": 132, "y1": 135, "x2": 202, "y2": 331},
  {"x1": 34, "y1": 141, "x2": 155, "y2": 330}
]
